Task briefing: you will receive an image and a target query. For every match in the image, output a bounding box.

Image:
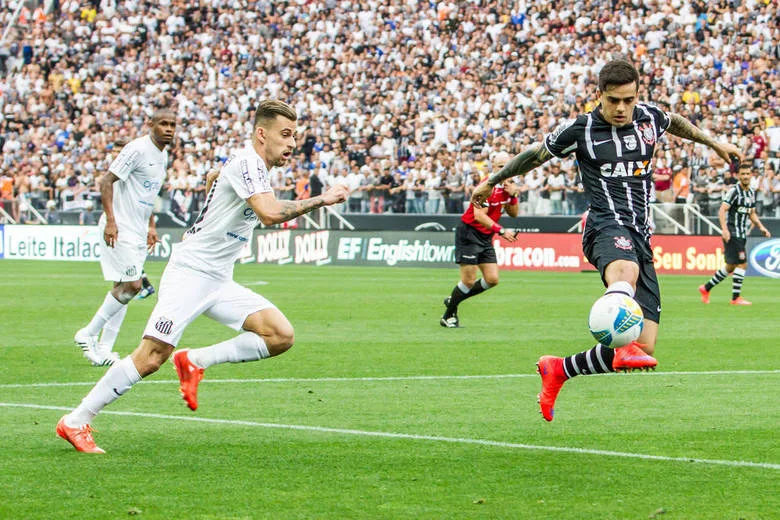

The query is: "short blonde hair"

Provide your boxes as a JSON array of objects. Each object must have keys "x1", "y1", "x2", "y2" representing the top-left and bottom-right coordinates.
[{"x1": 254, "y1": 100, "x2": 297, "y2": 129}]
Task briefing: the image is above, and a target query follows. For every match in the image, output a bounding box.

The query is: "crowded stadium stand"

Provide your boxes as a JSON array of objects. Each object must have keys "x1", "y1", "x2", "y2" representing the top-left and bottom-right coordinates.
[{"x1": 1, "y1": 0, "x2": 778, "y2": 229}]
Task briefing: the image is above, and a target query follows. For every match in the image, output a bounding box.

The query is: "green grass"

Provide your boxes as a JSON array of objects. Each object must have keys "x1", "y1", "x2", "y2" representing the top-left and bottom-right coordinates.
[{"x1": 0, "y1": 260, "x2": 777, "y2": 519}]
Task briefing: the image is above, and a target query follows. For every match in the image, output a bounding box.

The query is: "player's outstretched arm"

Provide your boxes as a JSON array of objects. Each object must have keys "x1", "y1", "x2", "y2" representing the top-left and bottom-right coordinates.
[
  {"x1": 667, "y1": 113, "x2": 742, "y2": 165},
  {"x1": 249, "y1": 185, "x2": 350, "y2": 225},
  {"x1": 472, "y1": 143, "x2": 552, "y2": 206}
]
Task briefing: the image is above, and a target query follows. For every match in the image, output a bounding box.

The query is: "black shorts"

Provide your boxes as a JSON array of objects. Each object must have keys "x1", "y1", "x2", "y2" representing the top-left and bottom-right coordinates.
[
  {"x1": 723, "y1": 236, "x2": 747, "y2": 265},
  {"x1": 583, "y1": 225, "x2": 661, "y2": 323},
  {"x1": 454, "y1": 223, "x2": 496, "y2": 265}
]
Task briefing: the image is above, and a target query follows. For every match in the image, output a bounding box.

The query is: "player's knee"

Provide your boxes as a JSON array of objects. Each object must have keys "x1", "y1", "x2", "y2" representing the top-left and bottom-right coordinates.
[
  {"x1": 484, "y1": 274, "x2": 499, "y2": 286},
  {"x1": 131, "y1": 338, "x2": 174, "y2": 376},
  {"x1": 114, "y1": 281, "x2": 142, "y2": 303},
  {"x1": 132, "y1": 347, "x2": 172, "y2": 376}
]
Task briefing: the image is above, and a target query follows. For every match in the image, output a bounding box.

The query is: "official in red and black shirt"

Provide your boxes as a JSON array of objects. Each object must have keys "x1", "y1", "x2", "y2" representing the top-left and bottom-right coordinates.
[{"x1": 441, "y1": 152, "x2": 519, "y2": 328}]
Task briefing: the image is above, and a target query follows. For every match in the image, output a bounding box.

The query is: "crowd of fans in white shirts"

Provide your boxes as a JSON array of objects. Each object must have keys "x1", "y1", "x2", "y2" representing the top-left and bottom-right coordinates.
[{"x1": 1, "y1": 0, "x2": 779, "y2": 225}]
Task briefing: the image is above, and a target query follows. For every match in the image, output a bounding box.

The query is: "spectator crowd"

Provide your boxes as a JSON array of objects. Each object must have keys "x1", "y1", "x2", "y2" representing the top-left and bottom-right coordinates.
[{"x1": 1, "y1": 0, "x2": 780, "y2": 226}]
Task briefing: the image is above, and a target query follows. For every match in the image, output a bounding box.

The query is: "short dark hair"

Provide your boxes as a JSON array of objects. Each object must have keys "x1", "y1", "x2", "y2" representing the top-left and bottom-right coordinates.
[
  {"x1": 598, "y1": 59, "x2": 640, "y2": 92},
  {"x1": 254, "y1": 100, "x2": 297, "y2": 129}
]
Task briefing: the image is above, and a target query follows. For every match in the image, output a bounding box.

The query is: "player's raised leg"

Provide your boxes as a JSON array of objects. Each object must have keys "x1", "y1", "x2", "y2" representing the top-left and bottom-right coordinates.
[
  {"x1": 537, "y1": 266, "x2": 657, "y2": 422},
  {"x1": 174, "y1": 282, "x2": 291, "y2": 411}
]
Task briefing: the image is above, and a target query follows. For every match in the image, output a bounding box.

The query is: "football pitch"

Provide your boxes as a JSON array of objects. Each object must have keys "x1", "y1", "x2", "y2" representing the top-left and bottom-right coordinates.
[{"x1": 0, "y1": 260, "x2": 777, "y2": 519}]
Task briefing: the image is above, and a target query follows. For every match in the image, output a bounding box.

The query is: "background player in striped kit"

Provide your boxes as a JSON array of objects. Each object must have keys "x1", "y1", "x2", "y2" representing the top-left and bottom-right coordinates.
[
  {"x1": 699, "y1": 162, "x2": 771, "y2": 305},
  {"x1": 472, "y1": 59, "x2": 742, "y2": 421}
]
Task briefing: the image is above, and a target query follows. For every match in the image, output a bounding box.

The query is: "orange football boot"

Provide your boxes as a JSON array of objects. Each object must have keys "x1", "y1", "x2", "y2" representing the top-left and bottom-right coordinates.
[
  {"x1": 536, "y1": 356, "x2": 567, "y2": 422},
  {"x1": 56, "y1": 416, "x2": 105, "y2": 454},
  {"x1": 613, "y1": 342, "x2": 657, "y2": 372},
  {"x1": 698, "y1": 285, "x2": 710, "y2": 304},
  {"x1": 173, "y1": 349, "x2": 204, "y2": 411}
]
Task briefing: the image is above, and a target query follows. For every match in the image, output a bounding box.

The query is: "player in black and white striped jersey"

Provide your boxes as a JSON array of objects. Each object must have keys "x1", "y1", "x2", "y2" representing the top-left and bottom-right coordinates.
[
  {"x1": 698, "y1": 162, "x2": 771, "y2": 306},
  {"x1": 472, "y1": 59, "x2": 742, "y2": 421}
]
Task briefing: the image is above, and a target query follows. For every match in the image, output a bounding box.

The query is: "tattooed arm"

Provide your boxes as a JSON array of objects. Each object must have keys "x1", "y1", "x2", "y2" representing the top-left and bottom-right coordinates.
[
  {"x1": 667, "y1": 113, "x2": 742, "y2": 165},
  {"x1": 249, "y1": 185, "x2": 350, "y2": 225},
  {"x1": 472, "y1": 143, "x2": 553, "y2": 206}
]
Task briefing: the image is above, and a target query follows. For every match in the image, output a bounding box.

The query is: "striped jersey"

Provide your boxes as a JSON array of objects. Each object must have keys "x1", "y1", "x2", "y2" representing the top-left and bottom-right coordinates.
[
  {"x1": 722, "y1": 183, "x2": 756, "y2": 239},
  {"x1": 544, "y1": 103, "x2": 672, "y2": 240}
]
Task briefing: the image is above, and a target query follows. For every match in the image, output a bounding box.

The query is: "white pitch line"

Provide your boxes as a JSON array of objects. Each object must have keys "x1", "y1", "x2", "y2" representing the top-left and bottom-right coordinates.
[
  {"x1": 2, "y1": 402, "x2": 778, "y2": 471},
  {"x1": 0, "y1": 370, "x2": 778, "y2": 389}
]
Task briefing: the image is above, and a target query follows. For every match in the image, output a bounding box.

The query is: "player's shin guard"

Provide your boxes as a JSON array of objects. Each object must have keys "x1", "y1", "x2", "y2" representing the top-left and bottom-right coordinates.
[
  {"x1": 66, "y1": 356, "x2": 141, "y2": 426},
  {"x1": 731, "y1": 267, "x2": 745, "y2": 301},
  {"x1": 186, "y1": 332, "x2": 270, "y2": 369},
  {"x1": 461, "y1": 279, "x2": 493, "y2": 301},
  {"x1": 445, "y1": 283, "x2": 470, "y2": 313},
  {"x1": 84, "y1": 292, "x2": 126, "y2": 336},
  {"x1": 98, "y1": 305, "x2": 128, "y2": 352},
  {"x1": 563, "y1": 344, "x2": 615, "y2": 378},
  {"x1": 705, "y1": 267, "x2": 728, "y2": 292}
]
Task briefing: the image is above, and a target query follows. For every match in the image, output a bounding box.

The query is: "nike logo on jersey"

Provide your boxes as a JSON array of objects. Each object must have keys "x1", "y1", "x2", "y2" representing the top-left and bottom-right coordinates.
[{"x1": 593, "y1": 138, "x2": 613, "y2": 146}]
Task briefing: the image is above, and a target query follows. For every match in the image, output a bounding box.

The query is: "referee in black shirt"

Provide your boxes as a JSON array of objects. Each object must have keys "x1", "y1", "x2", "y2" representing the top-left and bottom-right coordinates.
[
  {"x1": 472, "y1": 59, "x2": 742, "y2": 421},
  {"x1": 698, "y1": 162, "x2": 771, "y2": 305}
]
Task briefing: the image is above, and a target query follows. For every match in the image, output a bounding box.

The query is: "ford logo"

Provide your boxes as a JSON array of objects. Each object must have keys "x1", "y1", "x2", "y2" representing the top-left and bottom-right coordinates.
[{"x1": 749, "y1": 239, "x2": 780, "y2": 279}]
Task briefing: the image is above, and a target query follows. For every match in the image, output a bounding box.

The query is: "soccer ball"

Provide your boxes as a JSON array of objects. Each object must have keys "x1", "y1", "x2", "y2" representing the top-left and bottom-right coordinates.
[{"x1": 588, "y1": 293, "x2": 644, "y2": 348}]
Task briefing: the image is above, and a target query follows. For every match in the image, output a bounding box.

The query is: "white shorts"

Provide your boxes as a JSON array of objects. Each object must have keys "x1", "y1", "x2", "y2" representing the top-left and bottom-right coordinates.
[
  {"x1": 100, "y1": 239, "x2": 147, "y2": 282},
  {"x1": 142, "y1": 264, "x2": 277, "y2": 347}
]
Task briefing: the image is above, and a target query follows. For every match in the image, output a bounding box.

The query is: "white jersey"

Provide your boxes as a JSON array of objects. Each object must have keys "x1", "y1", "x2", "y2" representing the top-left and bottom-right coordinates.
[
  {"x1": 100, "y1": 135, "x2": 168, "y2": 243},
  {"x1": 170, "y1": 146, "x2": 273, "y2": 280}
]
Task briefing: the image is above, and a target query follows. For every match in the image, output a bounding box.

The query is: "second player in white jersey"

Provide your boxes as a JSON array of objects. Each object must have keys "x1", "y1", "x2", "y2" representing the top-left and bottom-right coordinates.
[
  {"x1": 170, "y1": 147, "x2": 272, "y2": 280},
  {"x1": 101, "y1": 134, "x2": 168, "y2": 243},
  {"x1": 74, "y1": 110, "x2": 176, "y2": 367}
]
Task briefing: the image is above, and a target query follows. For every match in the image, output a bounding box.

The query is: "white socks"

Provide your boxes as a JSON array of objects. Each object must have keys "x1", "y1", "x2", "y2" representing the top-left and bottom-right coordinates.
[
  {"x1": 84, "y1": 292, "x2": 126, "y2": 336},
  {"x1": 98, "y1": 305, "x2": 128, "y2": 352},
  {"x1": 65, "y1": 356, "x2": 142, "y2": 427},
  {"x1": 187, "y1": 332, "x2": 270, "y2": 370},
  {"x1": 605, "y1": 281, "x2": 635, "y2": 298}
]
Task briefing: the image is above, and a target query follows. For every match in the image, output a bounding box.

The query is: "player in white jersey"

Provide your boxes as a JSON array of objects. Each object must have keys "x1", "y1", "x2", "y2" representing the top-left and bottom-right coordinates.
[
  {"x1": 74, "y1": 110, "x2": 176, "y2": 367},
  {"x1": 57, "y1": 100, "x2": 349, "y2": 453}
]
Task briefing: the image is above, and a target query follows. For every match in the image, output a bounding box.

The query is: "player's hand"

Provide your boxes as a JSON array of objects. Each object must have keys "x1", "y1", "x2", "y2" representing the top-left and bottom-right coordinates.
[
  {"x1": 471, "y1": 182, "x2": 492, "y2": 207},
  {"x1": 502, "y1": 229, "x2": 518, "y2": 242},
  {"x1": 147, "y1": 228, "x2": 160, "y2": 253},
  {"x1": 322, "y1": 184, "x2": 350, "y2": 205},
  {"x1": 760, "y1": 226, "x2": 771, "y2": 238},
  {"x1": 714, "y1": 142, "x2": 743, "y2": 167},
  {"x1": 104, "y1": 220, "x2": 118, "y2": 248},
  {"x1": 721, "y1": 229, "x2": 731, "y2": 242}
]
